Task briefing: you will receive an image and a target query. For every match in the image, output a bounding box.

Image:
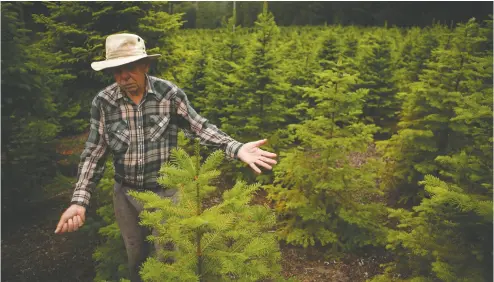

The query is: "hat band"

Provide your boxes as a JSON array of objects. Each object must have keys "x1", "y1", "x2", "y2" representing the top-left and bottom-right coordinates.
[{"x1": 106, "y1": 49, "x2": 147, "y2": 60}]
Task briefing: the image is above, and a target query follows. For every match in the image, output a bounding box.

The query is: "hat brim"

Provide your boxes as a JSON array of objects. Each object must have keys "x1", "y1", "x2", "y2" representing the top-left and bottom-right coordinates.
[{"x1": 91, "y1": 54, "x2": 161, "y2": 71}]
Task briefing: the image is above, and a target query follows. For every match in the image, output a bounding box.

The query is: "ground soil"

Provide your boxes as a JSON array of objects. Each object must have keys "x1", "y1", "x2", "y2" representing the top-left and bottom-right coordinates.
[
  {"x1": 1, "y1": 194, "x2": 100, "y2": 282},
  {"x1": 1, "y1": 191, "x2": 386, "y2": 282}
]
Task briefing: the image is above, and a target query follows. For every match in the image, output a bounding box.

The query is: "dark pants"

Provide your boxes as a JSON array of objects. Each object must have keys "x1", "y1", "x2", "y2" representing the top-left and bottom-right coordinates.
[{"x1": 113, "y1": 182, "x2": 176, "y2": 282}]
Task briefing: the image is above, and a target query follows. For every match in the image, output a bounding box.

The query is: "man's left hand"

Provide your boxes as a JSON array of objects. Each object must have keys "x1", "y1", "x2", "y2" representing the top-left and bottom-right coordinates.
[{"x1": 237, "y1": 139, "x2": 277, "y2": 174}]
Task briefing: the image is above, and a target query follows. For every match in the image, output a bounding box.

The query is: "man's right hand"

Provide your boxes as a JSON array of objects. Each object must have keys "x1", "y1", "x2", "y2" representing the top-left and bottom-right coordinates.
[{"x1": 54, "y1": 204, "x2": 86, "y2": 234}]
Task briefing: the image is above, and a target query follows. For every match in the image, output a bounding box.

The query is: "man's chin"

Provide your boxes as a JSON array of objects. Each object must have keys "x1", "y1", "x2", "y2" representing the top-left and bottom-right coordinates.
[{"x1": 121, "y1": 87, "x2": 139, "y2": 96}]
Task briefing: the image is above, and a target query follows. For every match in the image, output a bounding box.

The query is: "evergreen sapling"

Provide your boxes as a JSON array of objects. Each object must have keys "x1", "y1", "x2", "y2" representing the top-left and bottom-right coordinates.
[{"x1": 129, "y1": 140, "x2": 282, "y2": 281}]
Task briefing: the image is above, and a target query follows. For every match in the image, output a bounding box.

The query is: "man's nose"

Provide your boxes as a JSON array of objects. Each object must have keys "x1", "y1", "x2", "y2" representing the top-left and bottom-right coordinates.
[
  {"x1": 119, "y1": 68, "x2": 131, "y2": 80},
  {"x1": 114, "y1": 67, "x2": 131, "y2": 79}
]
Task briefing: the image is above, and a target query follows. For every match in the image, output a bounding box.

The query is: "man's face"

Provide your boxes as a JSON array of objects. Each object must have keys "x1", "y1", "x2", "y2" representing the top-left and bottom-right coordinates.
[{"x1": 111, "y1": 60, "x2": 150, "y2": 97}]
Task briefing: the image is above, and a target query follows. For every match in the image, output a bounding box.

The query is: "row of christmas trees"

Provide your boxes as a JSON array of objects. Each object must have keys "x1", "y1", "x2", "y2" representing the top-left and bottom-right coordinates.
[
  {"x1": 92, "y1": 7, "x2": 491, "y2": 281},
  {"x1": 3, "y1": 2, "x2": 490, "y2": 281}
]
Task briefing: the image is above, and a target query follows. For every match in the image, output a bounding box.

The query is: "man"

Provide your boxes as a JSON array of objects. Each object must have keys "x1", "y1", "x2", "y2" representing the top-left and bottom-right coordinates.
[{"x1": 54, "y1": 33, "x2": 277, "y2": 281}]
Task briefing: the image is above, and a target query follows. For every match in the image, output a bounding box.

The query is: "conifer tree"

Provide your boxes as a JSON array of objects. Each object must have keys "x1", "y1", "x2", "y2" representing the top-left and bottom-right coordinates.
[
  {"x1": 266, "y1": 60, "x2": 387, "y2": 252},
  {"x1": 341, "y1": 27, "x2": 360, "y2": 60},
  {"x1": 181, "y1": 42, "x2": 213, "y2": 110},
  {"x1": 379, "y1": 18, "x2": 492, "y2": 205},
  {"x1": 373, "y1": 18, "x2": 493, "y2": 282},
  {"x1": 279, "y1": 29, "x2": 319, "y2": 123},
  {"x1": 192, "y1": 13, "x2": 246, "y2": 135},
  {"x1": 356, "y1": 31, "x2": 400, "y2": 138},
  {"x1": 129, "y1": 140, "x2": 282, "y2": 281},
  {"x1": 1, "y1": 2, "x2": 61, "y2": 212},
  {"x1": 90, "y1": 133, "x2": 194, "y2": 282},
  {"x1": 394, "y1": 28, "x2": 419, "y2": 91},
  {"x1": 317, "y1": 29, "x2": 342, "y2": 70},
  {"x1": 227, "y1": 2, "x2": 289, "y2": 141}
]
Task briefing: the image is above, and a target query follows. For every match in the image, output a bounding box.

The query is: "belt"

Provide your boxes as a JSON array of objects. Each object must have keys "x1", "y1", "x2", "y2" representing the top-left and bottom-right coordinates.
[{"x1": 115, "y1": 179, "x2": 160, "y2": 191}]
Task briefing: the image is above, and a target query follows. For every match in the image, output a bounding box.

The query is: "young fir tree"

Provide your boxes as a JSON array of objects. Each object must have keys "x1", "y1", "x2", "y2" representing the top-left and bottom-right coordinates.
[
  {"x1": 355, "y1": 30, "x2": 400, "y2": 138},
  {"x1": 91, "y1": 133, "x2": 194, "y2": 282},
  {"x1": 379, "y1": 18, "x2": 492, "y2": 205},
  {"x1": 181, "y1": 12, "x2": 248, "y2": 139},
  {"x1": 1, "y1": 2, "x2": 62, "y2": 213},
  {"x1": 181, "y1": 42, "x2": 213, "y2": 111},
  {"x1": 373, "y1": 18, "x2": 493, "y2": 282},
  {"x1": 266, "y1": 60, "x2": 388, "y2": 252},
  {"x1": 393, "y1": 28, "x2": 419, "y2": 91},
  {"x1": 193, "y1": 12, "x2": 246, "y2": 128},
  {"x1": 227, "y1": 2, "x2": 290, "y2": 141},
  {"x1": 279, "y1": 28, "x2": 319, "y2": 123},
  {"x1": 341, "y1": 27, "x2": 360, "y2": 60},
  {"x1": 129, "y1": 140, "x2": 282, "y2": 281},
  {"x1": 317, "y1": 29, "x2": 343, "y2": 70}
]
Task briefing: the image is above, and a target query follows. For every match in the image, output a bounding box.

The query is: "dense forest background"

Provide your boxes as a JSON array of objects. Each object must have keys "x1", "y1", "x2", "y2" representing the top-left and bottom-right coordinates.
[{"x1": 2, "y1": 1, "x2": 493, "y2": 281}]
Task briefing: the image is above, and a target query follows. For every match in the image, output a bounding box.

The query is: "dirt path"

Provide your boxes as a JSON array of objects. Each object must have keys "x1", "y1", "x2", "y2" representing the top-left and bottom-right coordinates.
[{"x1": 1, "y1": 195, "x2": 100, "y2": 282}]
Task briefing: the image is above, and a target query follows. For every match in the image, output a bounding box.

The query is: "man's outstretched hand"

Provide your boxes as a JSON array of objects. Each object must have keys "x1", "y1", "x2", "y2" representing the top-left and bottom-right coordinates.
[
  {"x1": 54, "y1": 204, "x2": 86, "y2": 234},
  {"x1": 237, "y1": 139, "x2": 277, "y2": 174}
]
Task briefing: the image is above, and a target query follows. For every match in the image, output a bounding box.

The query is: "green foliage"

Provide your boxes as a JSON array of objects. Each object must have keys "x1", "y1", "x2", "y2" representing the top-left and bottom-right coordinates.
[
  {"x1": 223, "y1": 7, "x2": 290, "y2": 141},
  {"x1": 376, "y1": 18, "x2": 493, "y2": 281},
  {"x1": 378, "y1": 18, "x2": 493, "y2": 205},
  {"x1": 266, "y1": 61, "x2": 388, "y2": 252},
  {"x1": 1, "y1": 2, "x2": 62, "y2": 212},
  {"x1": 356, "y1": 30, "x2": 399, "y2": 137},
  {"x1": 380, "y1": 176, "x2": 493, "y2": 282},
  {"x1": 130, "y1": 141, "x2": 282, "y2": 281},
  {"x1": 4, "y1": 4, "x2": 492, "y2": 280}
]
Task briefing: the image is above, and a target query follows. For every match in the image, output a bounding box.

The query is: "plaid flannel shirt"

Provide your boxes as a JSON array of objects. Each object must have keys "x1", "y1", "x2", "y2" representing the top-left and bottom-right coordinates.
[{"x1": 71, "y1": 75, "x2": 243, "y2": 208}]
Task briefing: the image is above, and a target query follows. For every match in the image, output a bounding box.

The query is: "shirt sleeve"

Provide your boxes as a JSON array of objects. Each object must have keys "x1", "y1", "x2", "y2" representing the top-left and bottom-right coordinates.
[
  {"x1": 70, "y1": 97, "x2": 109, "y2": 208},
  {"x1": 174, "y1": 87, "x2": 243, "y2": 159}
]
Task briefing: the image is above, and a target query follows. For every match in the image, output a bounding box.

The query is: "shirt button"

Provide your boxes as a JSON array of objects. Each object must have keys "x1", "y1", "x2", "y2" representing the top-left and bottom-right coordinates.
[{"x1": 138, "y1": 126, "x2": 142, "y2": 129}]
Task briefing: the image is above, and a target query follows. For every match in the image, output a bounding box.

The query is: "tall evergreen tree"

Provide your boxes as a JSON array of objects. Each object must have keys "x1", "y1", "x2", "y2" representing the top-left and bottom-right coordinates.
[
  {"x1": 373, "y1": 18, "x2": 493, "y2": 282},
  {"x1": 266, "y1": 60, "x2": 387, "y2": 252},
  {"x1": 317, "y1": 29, "x2": 342, "y2": 70},
  {"x1": 356, "y1": 31, "x2": 400, "y2": 138},
  {"x1": 1, "y1": 2, "x2": 61, "y2": 213},
  {"x1": 197, "y1": 13, "x2": 246, "y2": 127},
  {"x1": 280, "y1": 29, "x2": 319, "y2": 123},
  {"x1": 379, "y1": 19, "x2": 492, "y2": 205},
  {"x1": 227, "y1": 2, "x2": 289, "y2": 141}
]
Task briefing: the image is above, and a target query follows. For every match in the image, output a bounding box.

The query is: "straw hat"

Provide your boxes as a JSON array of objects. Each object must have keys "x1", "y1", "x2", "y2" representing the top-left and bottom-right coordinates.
[{"x1": 91, "y1": 33, "x2": 160, "y2": 71}]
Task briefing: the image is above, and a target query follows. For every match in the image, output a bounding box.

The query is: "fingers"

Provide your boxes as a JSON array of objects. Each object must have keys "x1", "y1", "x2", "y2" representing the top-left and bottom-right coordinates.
[
  {"x1": 255, "y1": 159, "x2": 272, "y2": 170},
  {"x1": 55, "y1": 219, "x2": 64, "y2": 234},
  {"x1": 55, "y1": 212, "x2": 71, "y2": 234},
  {"x1": 260, "y1": 156, "x2": 277, "y2": 165},
  {"x1": 78, "y1": 210, "x2": 86, "y2": 223},
  {"x1": 68, "y1": 218, "x2": 74, "y2": 232},
  {"x1": 249, "y1": 162, "x2": 261, "y2": 174},
  {"x1": 76, "y1": 215, "x2": 84, "y2": 227},
  {"x1": 73, "y1": 216, "x2": 80, "y2": 231},
  {"x1": 251, "y1": 139, "x2": 267, "y2": 148},
  {"x1": 61, "y1": 223, "x2": 68, "y2": 233},
  {"x1": 259, "y1": 150, "x2": 277, "y2": 158}
]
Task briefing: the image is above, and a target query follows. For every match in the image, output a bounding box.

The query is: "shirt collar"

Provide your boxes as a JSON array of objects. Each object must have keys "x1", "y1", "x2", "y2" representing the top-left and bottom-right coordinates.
[{"x1": 145, "y1": 75, "x2": 163, "y2": 100}]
